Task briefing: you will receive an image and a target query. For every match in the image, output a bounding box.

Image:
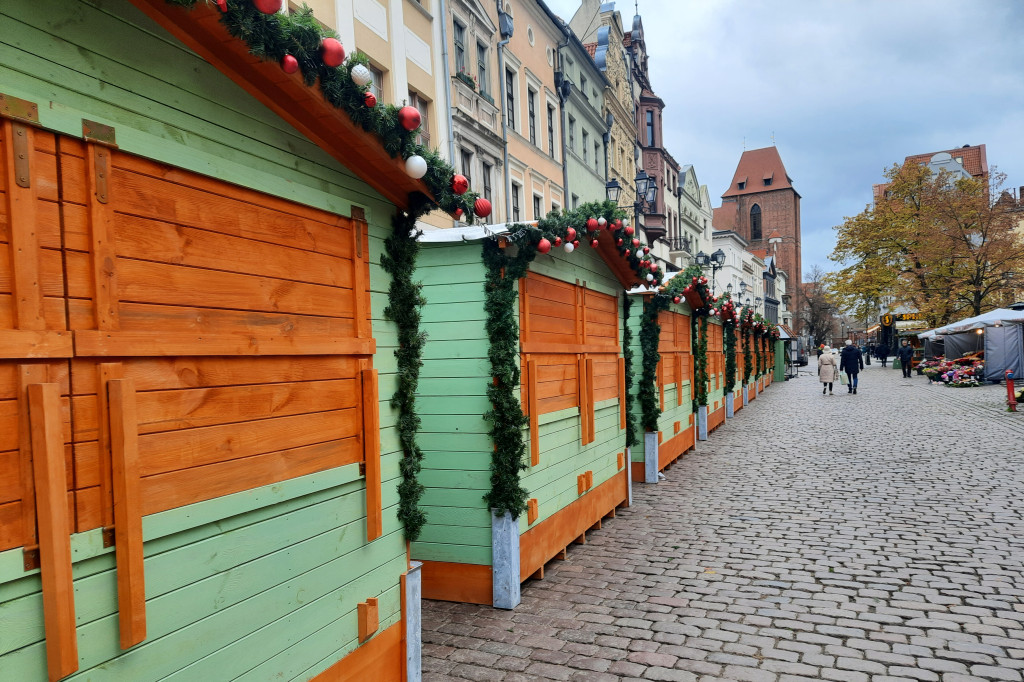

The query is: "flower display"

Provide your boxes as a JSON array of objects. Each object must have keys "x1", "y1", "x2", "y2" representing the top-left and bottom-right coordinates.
[{"x1": 920, "y1": 352, "x2": 985, "y2": 387}]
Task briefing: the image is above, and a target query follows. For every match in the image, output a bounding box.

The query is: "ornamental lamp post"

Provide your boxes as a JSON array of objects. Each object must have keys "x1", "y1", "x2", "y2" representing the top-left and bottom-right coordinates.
[{"x1": 605, "y1": 178, "x2": 622, "y2": 204}]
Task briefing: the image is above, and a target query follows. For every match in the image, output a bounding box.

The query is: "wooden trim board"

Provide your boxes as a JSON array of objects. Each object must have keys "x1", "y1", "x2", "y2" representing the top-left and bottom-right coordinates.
[
  {"x1": 418, "y1": 560, "x2": 492, "y2": 605},
  {"x1": 311, "y1": 621, "x2": 403, "y2": 682}
]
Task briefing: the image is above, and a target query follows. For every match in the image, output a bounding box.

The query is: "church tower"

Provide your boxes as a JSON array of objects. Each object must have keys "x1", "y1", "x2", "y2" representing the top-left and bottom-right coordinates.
[{"x1": 713, "y1": 146, "x2": 802, "y2": 285}]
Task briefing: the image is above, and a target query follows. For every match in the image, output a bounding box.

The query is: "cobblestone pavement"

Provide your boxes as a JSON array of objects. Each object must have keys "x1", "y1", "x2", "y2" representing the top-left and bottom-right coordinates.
[{"x1": 421, "y1": 363, "x2": 1024, "y2": 681}]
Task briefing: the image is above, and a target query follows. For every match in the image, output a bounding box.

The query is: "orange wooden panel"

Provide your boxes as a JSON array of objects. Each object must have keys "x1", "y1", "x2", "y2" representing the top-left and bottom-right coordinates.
[
  {"x1": 28, "y1": 383, "x2": 79, "y2": 680},
  {"x1": 419, "y1": 560, "x2": 492, "y2": 605},
  {"x1": 577, "y1": 356, "x2": 589, "y2": 445},
  {"x1": 519, "y1": 470, "x2": 627, "y2": 581},
  {"x1": 2, "y1": 120, "x2": 45, "y2": 331},
  {"x1": 585, "y1": 358, "x2": 594, "y2": 442},
  {"x1": 527, "y1": 498, "x2": 538, "y2": 525},
  {"x1": 0, "y1": 500, "x2": 22, "y2": 551},
  {"x1": 313, "y1": 621, "x2": 403, "y2": 682},
  {"x1": 108, "y1": 378, "x2": 146, "y2": 649},
  {"x1": 361, "y1": 368, "x2": 381, "y2": 542},
  {"x1": 140, "y1": 438, "x2": 360, "y2": 515},
  {"x1": 73, "y1": 331, "x2": 374, "y2": 358},
  {"x1": 86, "y1": 144, "x2": 120, "y2": 331},
  {"x1": 95, "y1": 363, "x2": 124, "y2": 528},
  {"x1": 577, "y1": 474, "x2": 586, "y2": 495},
  {"x1": 350, "y1": 208, "x2": 371, "y2": 340},
  {"x1": 617, "y1": 357, "x2": 626, "y2": 429},
  {"x1": 357, "y1": 597, "x2": 379, "y2": 643},
  {"x1": 137, "y1": 408, "x2": 360, "y2": 478}
]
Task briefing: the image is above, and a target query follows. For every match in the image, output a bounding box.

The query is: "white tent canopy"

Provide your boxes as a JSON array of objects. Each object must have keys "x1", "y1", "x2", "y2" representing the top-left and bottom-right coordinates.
[{"x1": 918, "y1": 307, "x2": 1024, "y2": 338}]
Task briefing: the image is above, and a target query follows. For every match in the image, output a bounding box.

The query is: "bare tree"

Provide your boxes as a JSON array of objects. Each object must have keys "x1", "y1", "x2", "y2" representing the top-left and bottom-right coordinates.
[{"x1": 800, "y1": 265, "x2": 836, "y2": 346}]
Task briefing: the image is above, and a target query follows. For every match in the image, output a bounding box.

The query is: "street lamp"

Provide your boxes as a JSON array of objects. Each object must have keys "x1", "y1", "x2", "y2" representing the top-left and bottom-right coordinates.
[
  {"x1": 605, "y1": 178, "x2": 621, "y2": 203},
  {"x1": 695, "y1": 248, "x2": 726, "y2": 294},
  {"x1": 739, "y1": 280, "x2": 748, "y2": 297},
  {"x1": 726, "y1": 282, "x2": 733, "y2": 295},
  {"x1": 754, "y1": 296, "x2": 762, "y2": 311}
]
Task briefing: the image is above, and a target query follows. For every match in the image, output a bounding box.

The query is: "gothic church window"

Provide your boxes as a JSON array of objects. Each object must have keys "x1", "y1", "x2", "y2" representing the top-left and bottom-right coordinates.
[{"x1": 750, "y1": 204, "x2": 762, "y2": 241}]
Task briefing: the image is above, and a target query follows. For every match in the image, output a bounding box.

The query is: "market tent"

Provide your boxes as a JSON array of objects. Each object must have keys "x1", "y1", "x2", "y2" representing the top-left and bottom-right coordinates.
[{"x1": 919, "y1": 308, "x2": 1024, "y2": 381}]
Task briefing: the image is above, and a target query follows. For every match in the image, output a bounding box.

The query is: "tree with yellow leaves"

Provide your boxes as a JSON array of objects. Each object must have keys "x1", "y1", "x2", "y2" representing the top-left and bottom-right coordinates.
[{"x1": 828, "y1": 162, "x2": 1024, "y2": 327}]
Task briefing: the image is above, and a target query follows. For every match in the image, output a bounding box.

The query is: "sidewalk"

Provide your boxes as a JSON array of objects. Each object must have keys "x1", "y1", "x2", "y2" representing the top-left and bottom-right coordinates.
[{"x1": 421, "y1": 364, "x2": 1024, "y2": 681}]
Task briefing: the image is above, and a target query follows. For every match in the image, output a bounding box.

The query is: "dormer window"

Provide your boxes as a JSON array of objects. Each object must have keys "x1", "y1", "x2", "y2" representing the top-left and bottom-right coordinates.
[
  {"x1": 763, "y1": 178, "x2": 772, "y2": 186},
  {"x1": 737, "y1": 181, "x2": 745, "y2": 190}
]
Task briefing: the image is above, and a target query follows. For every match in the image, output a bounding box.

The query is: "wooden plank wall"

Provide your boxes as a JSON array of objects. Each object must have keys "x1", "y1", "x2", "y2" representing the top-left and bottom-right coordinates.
[
  {"x1": 409, "y1": 244, "x2": 493, "y2": 567},
  {"x1": 651, "y1": 305, "x2": 695, "y2": 466},
  {"x1": 0, "y1": 1, "x2": 408, "y2": 678},
  {"x1": 518, "y1": 247, "x2": 626, "y2": 537}
]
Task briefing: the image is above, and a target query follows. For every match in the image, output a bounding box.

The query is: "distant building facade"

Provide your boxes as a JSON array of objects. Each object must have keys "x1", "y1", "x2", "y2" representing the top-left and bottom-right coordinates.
[
  {"x1": 713, "y1": 146, "x2": 802, "y2": 287},
  {"x1": 872, "y1": 143, "x2": 989, "y2": 201}
]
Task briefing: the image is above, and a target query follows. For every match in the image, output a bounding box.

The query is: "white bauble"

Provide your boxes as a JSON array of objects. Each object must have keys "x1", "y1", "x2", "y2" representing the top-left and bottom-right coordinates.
[
  {"x1": 350, "y1": 64, "x2": 373, "y2": 87},
  {"x1": 646, "y1": 273, "x2": 654, "y2": 282},
  {"x1": 563, "y1": 242, "x2": 575, "y2": 253},
  {"x1": 597, "y1": 216, "x2": 607, "y2": 227},
  {"x1": 405, "y1": 155, "x2": 428, "y2": 179}
]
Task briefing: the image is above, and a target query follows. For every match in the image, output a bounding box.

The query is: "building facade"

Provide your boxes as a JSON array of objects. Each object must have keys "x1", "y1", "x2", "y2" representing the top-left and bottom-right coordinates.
[
  {"x1": 872, "y1": 144, "x2": 989, "y2": 201},
  {"x1": 669, "y1": 164, "x2": 714, "y2": 269},
  {"x1": 713, "y1": 146, "x2": 803, "y2": 287}
]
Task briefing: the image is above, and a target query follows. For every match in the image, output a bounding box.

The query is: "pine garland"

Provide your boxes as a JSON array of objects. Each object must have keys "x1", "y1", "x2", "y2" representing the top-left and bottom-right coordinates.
[
  {"x1": 622, "y1": 293, "x2": 638, "y2": 448},
  {"x1": 380, "y1": 196, "x2": 434, "y2": 541},
  {"x1": 638, "y1": 294, "x2": 668, "y2": 432},
  {"x1": 694, "y1": 314, "x2": 709, "y2": 407},
  {"x1": 169, "y1": 0, "x2": 481, "y2": 218},
  {"x1": 723, "y1": 302, "x2": 737, "y2": 393},
  {"x1": 741, "y1": 307, "x2": 754, "y2": 386}
]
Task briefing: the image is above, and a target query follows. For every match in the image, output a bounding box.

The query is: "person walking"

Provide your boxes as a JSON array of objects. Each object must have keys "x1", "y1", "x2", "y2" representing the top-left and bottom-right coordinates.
[
  {"x1": 897, "y1": 339, "x2": 914, "y2": 378},
  {"x1": 840, "y1": 339, "x2": 864, "y2": 394},
  {"x1": 878, "y1": 345, "x2": 888, "y2": 368},
  {"x1": 818, "y1": 345, "x2": 838, "y2": 395}
]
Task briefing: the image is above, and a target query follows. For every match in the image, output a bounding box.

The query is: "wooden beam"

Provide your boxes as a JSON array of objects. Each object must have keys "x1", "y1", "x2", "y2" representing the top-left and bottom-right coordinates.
[
  {"x1": 3, "y1": 120, "x2": 45, "y2": 330},
  {"x1": 108, "y1": 378, "x2": 147, "y2": 649},
  {"x1": 527, "y1": 360, "x2": 539, "y2": 466},
  {"x1": 361, "y1": 369, "x2": 382, "y2": 542},
  {"x1": 86, "y1": 143, "x2": 120, "y2": 331},
  {"x1": 585, "y1": 358, "x2": 595, "y2": 443},
  {"x1": 349, "y1": 208, "x2": 370, "y2": 340},
  {"x1": 617, "y1": 356, "x2": 626, "y2": 430},
  {"x1": 17, "y1": 365, "x2": 48, "y2": 549},
  {"x1": 28, "y1": 383, "x2": 79, "y2": 681},
  {"x1": 0, "y1": 331, "x2": 73, "y2": 359},
  {"x1": 73, "y1": 331, "x2": 375, "y2": 357},
  {"x1": 96, "y1": 363, "x2": 124, "y2": 529}
]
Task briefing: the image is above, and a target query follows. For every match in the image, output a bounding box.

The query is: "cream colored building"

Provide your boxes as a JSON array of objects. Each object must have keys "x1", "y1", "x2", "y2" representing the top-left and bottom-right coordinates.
[{"x1": 669, "y1": 164, "x2": 714, "y2": 270}]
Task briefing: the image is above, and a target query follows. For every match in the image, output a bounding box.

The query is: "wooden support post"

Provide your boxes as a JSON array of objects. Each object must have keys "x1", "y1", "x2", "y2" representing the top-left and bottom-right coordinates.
[
  {"x1": 28, "y1": 383, "x2": 79, "y2": 681},
  {"x1": 3, "y1": 119, "x2": 45, "y2": 331},
  {"x1": 350, "y1": 207, "x2": 371, "y2": 339},
  {"x1": 86, "y1": 142, "x2": 120, "y2": 331},
  {"x1": 527, "y1": 360, "x2": 539, "y2": 466},
  {"x1": 96, "y1": 363, "x2": 124, "y2": 529},
  {"x1": 527, "y1": 498, "x2": 538, "y2": 525},
  {"x1": 108, "y1": 378, "x2": 146, "y2": 649},
  {"x1": 358, "y1": 597, "x2": 380, "y2": 643},
  {"x1": 361, "y1": 368, "x2": 382, "y2": 542},
  {"x1": 577, "y1": 356, "x2": 590, "y2": 445},
  {"x1": 585, "y1": 358, "x2": 594, "y2": 444},
  {"x1": 17, "y1": 365, "x2": 47, "y2": 550},
  {"x1": 676, "y1": 353, "x2": 684, "y2": 406}
]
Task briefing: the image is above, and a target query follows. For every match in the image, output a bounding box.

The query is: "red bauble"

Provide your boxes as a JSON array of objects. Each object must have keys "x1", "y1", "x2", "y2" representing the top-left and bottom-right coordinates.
[
  {"x1": 625, "y1": 225, "x2": 635, "y2": 236},
  {"x1": 700, "y1": 276, "x2": 707, "y2": 284},
  {"x1": 321, "y1": 38, "x2": 346, "y2": 67},
  {"x1": 253, "y1": 0, "x2": 282, "y2": 13},
  {"x1": 537, "y1": 238, "x2": 552, "y2": 254},
  {"x1": 474, "y1": 197, "x2": 492, "y2": 217},
  {"x1": 452, "y1": 174, "x2": 469, "y2": 195},
  {"x1": 573, "y1": 240, "x2": 580, "y2": 248},
  {"x1": 554, "y1": 237, "x2": 562, "y2": 246},
  {"x1": 632, "y1": 238, "x2": 640, "y2": 248},
  {"x1": 615, "y1": 219, "x2": 623, "y2": 229},
  {"x1": 651, "y1": 263, "x2": 658, "y2": 271},
  {"x1": 566, "y1": 227, "x2": 577, "y2": 241},
  {"x1": 453, "y1": 208, "x2": 463, "y2": 219},
  {"x1": 215, "y1": 0, "x2": 227, "y2": 11},
  {"x1": 625, "y1": 249, "x2": 631, "y2": 256},
  {"x1": 398, "y1": 106, "x2": 421, "y2": 131},
  {"x1": 617, "y1": 238, "x2": 624, "y2": 246},
  {"x1": 673, "y1": 296, "x2": 681, "y2": 304},
  {"x1": 684, "y1": 286, "x2": 692, "y2": 294},
  {"x1": 281, "y1": 54, "x2": 299, "y2": 74},
  {"x1": 643, "y1": 246, "x2": 650, "y2": 255},
  {"x1": 692, "y1": 277, "x2": 698, "y2": 283},
  {"x1": 586, "y1": 218, "x2": 599, "y2": 231},
  {"x1": 590, "y1": 239, "x2": 599, "y2": 248},
  {"x1": 364, "y1": 92, "x2": 377, "y2": 108}
]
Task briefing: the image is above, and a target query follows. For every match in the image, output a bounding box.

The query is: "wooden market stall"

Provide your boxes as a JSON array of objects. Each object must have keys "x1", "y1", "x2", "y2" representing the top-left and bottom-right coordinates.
[
  {"x1": 0, "y1": 0, "x2": 444, "y2": 679},
  {"x1": 412, "y1": 222, "x2": 639, "y2": 609}
]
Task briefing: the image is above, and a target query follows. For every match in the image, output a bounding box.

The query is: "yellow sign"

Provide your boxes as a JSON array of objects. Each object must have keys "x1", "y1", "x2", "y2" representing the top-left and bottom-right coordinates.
[
  {"x1": 881, "y1": 312, "x2": 923, "y2": 325},
  {"x1": 881, "y1": 314, "x2": 893, "y2": 326}
]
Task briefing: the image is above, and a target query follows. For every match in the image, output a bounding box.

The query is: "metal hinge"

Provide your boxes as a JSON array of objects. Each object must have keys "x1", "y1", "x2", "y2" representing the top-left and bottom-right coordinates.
[
  {"x1": 93, "y1": 146, "x2": 110, "y2": 204},
  {"x1": 83, "y1": 119, "x2": 117, "y2": 147},
  {"x1": 12, "y1": 123, "x2": 30, "y2": 189},
  {"x1": 23, "y1": 545, "x2": 40, "y2": 571},
  {"x1": 0, "y1": 93, "x2": 40, "y2": 125}
]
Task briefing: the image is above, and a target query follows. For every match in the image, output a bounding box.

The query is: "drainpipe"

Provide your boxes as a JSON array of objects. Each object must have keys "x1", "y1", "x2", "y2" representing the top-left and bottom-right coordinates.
[
  {"x1": 439, "y1": 0, "x2": 457, "y2": 225},
  {"x1": 556, "y1": 26, "x2": 571, "y2": 203},
  {"x1": 496, "y1": 0, "x2": 512, "y2": 221},
  {"x1": 603, "y1": 111, "x2": 613, "y2": 187}
]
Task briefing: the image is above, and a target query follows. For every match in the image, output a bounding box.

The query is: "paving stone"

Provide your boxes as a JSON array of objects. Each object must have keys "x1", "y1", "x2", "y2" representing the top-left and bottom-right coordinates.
[{"x1": 419, "y1": 370, "x2": 1024, "y2": 680}]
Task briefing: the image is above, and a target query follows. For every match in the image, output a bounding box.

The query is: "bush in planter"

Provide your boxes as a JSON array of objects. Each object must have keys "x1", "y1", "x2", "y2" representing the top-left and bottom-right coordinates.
[{"x1": 456, "y1": 71, "x2": 476, "y2": 91}]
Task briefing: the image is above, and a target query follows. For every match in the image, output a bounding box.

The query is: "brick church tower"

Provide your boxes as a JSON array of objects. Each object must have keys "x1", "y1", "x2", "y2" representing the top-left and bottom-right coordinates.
[{"x1": 713, "y1": 146, "x2": 802, "y2": 285}]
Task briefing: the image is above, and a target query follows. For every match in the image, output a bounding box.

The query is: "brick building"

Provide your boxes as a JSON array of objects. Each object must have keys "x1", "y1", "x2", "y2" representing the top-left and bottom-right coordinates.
[
  {"x1": 872, "y1": 143, "x2": 988, "y2": 201},
  {"x1": 713, "y1": 146, "x2": 802, "y2": 286}
]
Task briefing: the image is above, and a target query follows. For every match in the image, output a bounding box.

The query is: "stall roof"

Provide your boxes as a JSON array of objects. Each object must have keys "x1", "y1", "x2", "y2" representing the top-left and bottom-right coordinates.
[{"x1": 919, "y1": 308, "x2": 1024, "y2": 338}]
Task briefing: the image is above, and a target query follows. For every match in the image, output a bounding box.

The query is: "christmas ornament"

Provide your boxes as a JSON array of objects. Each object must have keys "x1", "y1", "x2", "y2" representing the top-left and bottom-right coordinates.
[
  {"x1": 253, "y1": 0, "x2": 282, "y2": 14},
  {"x1": 632, "y1": 238, "x2": 640, "y2": 248},
  {"x1": 405, "y1": 155, "x2": 428, "y2": 179},
  {"x1": 321, "y1": 38, "x2": 345, "y2": 68},
  {"x1": 474, "y1": 197, "x2": 492, "y2": 217},
  {"x1": 646, "y1": 273, "x2": 654, "y2": 282},
  {"x1": 554, "y1": 237, "x2": 562, "y2": 246},
  {"x1": 215, "y1": 0, "x2": 227, "y2": 11},
  {"x1": 597, "y1": 217, "x2": 607, "y2": 228},
  {"x1": 350, "y1": 64, "x2": 373, "y2": 87},
  {"x1": 398, "y1": 106, "x2": 421, "y2": 131},
  {"x1": 673, "y1": 296, "x2": 681, "y2": 304},
  {"x1": 615, "y1": 219, "x2": 623, "y2": 229},
  {"x1": 625, "y1": 225, "x2": 635, "y2": 236},
  {"x1": 651, "y1": 263, "x2": 658, "y2": 271},
  {"x1": 566, "y1": 227, "x2": 577, "y2": 242},
  {"x1": 617, "y1": 238, "x2": 624, "y2": 246},
  {"x1": 590, "y1": 239, "x2": 599, "y2": 248},
  {"x1": 586, "y1": 218, "x2": 598, "y2": 231},
  {"x1": 573, "y1": 240, "x2": 580, "y2": 248},
  {"x1": 281, "y1": 54, "x2": 299, "y2": 74},
  {"x1": 364, "y1": 92, "x2": 377, "y2": 108},
  {"x1": 537, "y1": 238, "x2": 552, "y2": 254},
  {"x1": 700, "y1": 276, "x2": 707, "y2": 284},
  {"x1": 453, "y1": 208, "x2": 463, "y2": 219},
  {"x1": 625, "y1": 249, "x2": 631, "y2": 257},
  {"x1": 564, "y1": 242, "x2": 575, "y2": 253},
  {"x1": 643, "y1": 246, "x2": 650, "y2": 255},
  {"x1": 452, "y1": 174, "x2": 469, "y2": 195}
]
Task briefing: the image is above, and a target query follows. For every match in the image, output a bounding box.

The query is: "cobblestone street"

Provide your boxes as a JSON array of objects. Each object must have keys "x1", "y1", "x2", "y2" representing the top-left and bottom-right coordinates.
[{"x1": 422, "y1": 363, "x2": 1024, "y2": 681}]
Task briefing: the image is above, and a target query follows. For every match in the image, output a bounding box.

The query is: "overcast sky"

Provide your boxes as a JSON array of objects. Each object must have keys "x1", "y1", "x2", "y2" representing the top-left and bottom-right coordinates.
[{"x1": 544, "y1": 0, "x2": 1024, "y2": 279}]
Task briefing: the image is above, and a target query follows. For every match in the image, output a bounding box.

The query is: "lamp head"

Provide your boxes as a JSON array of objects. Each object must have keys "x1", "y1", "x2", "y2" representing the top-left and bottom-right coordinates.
[{"x1": 605, "y1": 178, "x2": 622, "y2": 203}]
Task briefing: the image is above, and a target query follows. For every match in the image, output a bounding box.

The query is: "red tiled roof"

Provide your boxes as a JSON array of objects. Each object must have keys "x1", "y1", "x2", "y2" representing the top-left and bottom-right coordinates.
[
  {"x1": 721, "y1": 147, "x2": 795, "y2": 198},
  {"x1": 584, "y1": 42, "x2": 597, "y2": 58},
  {"x1": 749, "y1": 248, "x2": 768, "y2": 261},
  {"x1": 904, "y1": 144, "x2": 987, "y2": 178},
  {"x1": 712, "y1": 203, "x2": 738, "y2": 230}
]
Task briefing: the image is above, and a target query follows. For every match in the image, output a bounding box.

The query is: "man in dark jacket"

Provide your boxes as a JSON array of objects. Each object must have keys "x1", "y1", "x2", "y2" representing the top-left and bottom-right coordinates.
[
  {"x1": 897, "y1": 340, "x2": 914, "y2": 378},
  {"x1": 840, "y1": 339, "x2": 864, "y2": 393}
]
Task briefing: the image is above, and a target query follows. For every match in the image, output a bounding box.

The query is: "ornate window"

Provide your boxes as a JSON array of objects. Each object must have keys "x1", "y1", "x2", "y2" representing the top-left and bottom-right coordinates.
[{"x1": 750, "y1": 204, "x2": 762, "y2": 241}]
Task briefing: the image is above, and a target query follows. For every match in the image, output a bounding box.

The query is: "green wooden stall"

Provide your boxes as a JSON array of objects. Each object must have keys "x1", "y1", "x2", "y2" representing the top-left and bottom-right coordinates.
[
  {"x1": 0, "y1": 1, "x2": 433, "y2": 679},
  {"x1": 412, "y1": 224, "x2": 637, "y2": 609}
]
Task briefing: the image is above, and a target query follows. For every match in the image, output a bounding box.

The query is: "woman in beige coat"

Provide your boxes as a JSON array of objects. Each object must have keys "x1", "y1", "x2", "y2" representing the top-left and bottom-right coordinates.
[{"x1": 818, "y1": 346, "x2": 838, "y2": 395}]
